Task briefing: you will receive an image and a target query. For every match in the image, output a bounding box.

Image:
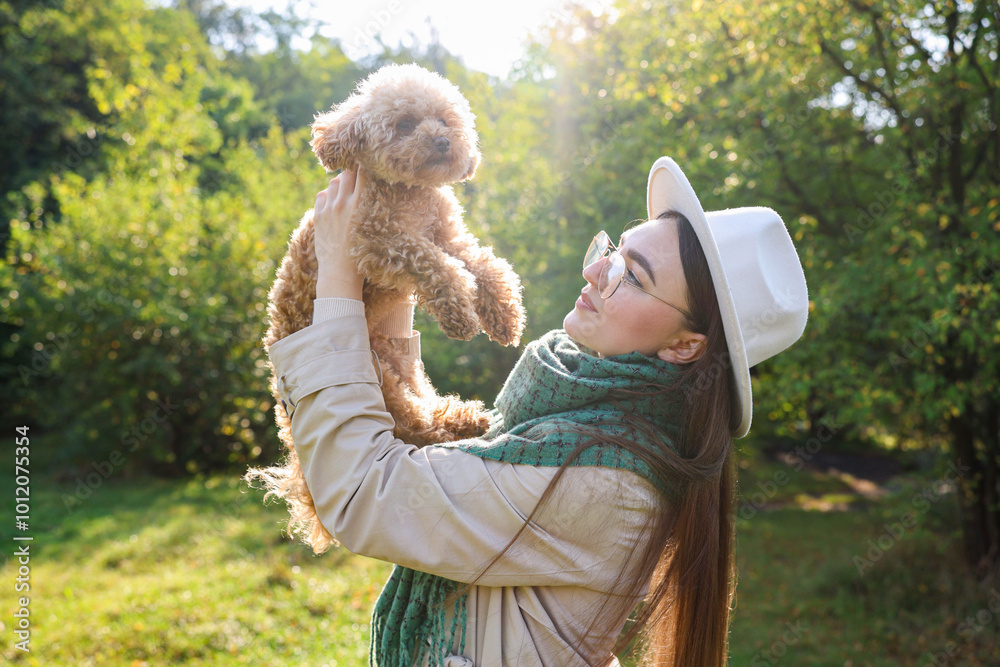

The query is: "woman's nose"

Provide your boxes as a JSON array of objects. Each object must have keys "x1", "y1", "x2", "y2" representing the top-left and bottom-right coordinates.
[{"x1": 582, "y1": 256, "x2": 603, "y2": 285}]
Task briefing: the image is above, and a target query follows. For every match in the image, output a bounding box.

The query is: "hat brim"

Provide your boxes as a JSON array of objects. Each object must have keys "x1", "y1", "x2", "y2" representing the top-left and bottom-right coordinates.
[{"x1": 647, "y1": 157, "x2": 752, "y2": 438}]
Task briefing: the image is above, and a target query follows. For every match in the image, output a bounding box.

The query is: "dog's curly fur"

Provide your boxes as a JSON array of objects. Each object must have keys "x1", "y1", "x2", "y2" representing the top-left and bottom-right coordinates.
[{"x1": 248, "y1": 64, "x2": 526, "y2": 553}]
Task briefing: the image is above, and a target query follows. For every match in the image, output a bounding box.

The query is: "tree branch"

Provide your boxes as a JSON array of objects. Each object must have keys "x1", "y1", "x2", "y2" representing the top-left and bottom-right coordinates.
[
  {"x1": 863, "y1": 2, "x2": 898, "y2": 97},
  {"x1": 964, "y1": 2, "x2": 999, "y2": 182},
  {"x1": 816, "y1": 37, "x2": 916, "y2": 166},
  {"x1": 943, "y1": 4, "x2": 967, "y2": 209},
  {"x1": 759, "y1": 120, "x2": 838, "y2": 233},
  {"x1": 847, "y1": 0, "x2": 934, "y2": 75}
]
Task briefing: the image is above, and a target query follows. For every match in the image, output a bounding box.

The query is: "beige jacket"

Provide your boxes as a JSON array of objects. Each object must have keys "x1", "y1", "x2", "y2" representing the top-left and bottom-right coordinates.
[{"x1": 267, "y1": 298, "x2": 664, "y2": 666}]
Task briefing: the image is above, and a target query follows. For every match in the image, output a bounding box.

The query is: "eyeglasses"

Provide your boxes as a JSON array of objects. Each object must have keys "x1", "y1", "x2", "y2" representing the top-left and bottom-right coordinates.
[{"x1": 584, "y1": 230, "x2": 694, "y2": 320}]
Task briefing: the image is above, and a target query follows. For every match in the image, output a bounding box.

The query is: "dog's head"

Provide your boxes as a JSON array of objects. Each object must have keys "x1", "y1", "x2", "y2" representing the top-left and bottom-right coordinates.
[{"x1": 311, "y1": 64, "x2": 481, "y2": 187}]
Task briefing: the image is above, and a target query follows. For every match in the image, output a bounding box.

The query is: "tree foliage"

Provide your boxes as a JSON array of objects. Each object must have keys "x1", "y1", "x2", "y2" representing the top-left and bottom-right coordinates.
[
  {"x1": 529, "y1": 0, "x2": 1000, "y2": 568},
  {"x1": 1, "y1": 0, "x2": 343, "y2": 473},
  {"x1": 2, "y1": 0, "x2": 998, "y2": 566}
]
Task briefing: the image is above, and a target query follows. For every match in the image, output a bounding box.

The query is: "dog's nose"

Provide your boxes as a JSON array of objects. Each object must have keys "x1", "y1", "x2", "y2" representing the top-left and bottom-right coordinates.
[{"x1": 433, "y1": 136, "x2": 450, "y2": 153}]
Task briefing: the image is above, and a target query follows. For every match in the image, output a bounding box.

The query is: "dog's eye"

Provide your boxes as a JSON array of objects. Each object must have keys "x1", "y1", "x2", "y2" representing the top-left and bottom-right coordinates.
[
  {"x1": 397, "y1": 119, "x2": 416, "y2": 134},
  {"x1": 438, "y1": 118, "x2": 448, "y2": 127}
]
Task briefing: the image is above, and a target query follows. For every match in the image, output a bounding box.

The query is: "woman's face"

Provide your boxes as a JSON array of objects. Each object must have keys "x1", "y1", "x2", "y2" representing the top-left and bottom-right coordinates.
[{"x1": 563, "y1": 218, "x2": 706, "y2": 362}]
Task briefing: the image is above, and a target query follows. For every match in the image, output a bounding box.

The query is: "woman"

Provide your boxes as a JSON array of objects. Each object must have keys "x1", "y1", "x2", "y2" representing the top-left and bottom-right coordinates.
[{"x1": 248, "y1": 156, "x2": 809, "y2": 666}]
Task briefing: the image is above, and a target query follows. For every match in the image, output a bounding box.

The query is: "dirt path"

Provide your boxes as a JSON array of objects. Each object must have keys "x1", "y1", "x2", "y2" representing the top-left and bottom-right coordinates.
[{"x1": 753, "y1": 442, "x2": 908, "y2": 510}]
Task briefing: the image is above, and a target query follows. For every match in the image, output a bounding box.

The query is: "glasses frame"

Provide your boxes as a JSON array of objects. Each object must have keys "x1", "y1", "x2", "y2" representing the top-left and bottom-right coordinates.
[{"x1": 584, "y1": 230, "x2": 694, "y2": 321}]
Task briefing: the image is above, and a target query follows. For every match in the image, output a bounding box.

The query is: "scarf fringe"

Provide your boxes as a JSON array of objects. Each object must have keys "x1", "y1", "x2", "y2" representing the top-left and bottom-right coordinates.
[
  {"x1": 372, "y1": 566, "x2": 468, "y2": 667},
  {"x1": 369, "y1": 331, "x2": 682, "y2": 666}
]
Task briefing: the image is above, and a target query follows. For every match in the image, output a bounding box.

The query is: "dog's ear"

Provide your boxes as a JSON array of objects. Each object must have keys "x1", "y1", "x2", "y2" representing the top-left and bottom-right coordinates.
[{"x1": 310, "y1": 101, "x2": 365, "y2": 171}]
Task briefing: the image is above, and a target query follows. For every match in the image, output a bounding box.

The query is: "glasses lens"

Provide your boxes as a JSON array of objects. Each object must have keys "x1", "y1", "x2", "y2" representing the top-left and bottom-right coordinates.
[
  {"x1": 584, "y1": 231, "x2": 610, "y2": 268},
  {"x1": 599, "y1": 251, "x2": 625, "y2": 299}
]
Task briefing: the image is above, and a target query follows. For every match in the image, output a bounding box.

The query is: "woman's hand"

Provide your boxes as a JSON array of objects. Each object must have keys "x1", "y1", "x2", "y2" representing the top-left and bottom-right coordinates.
[{"x1": 314, "y1": 167, "x2": 366, "y2": 300}]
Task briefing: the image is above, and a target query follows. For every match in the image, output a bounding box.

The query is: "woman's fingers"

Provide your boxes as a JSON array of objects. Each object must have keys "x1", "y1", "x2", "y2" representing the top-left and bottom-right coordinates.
[
  {"x1": 312, "y1": 167, "x2": 365, "y2": 298},
  {"x1": 316, "y1": 179, "x2": 333, "y2": 209},
  {"x1": 355, "y1": 166, "x2": 367, "y2": 192},
  {"x1": 339, "y1": 167, "x2": 356, "y2": 196},
  {"x1": 334, "y1": 168, "x2": 359, "y2": 212},
  {"x1": 316, "y1": 169, "x2": 358, "y2": 216},
  {"x1": 354, "y1": 165, "x2": 368, "y2": 192},
  {"x1": 313, "y1": 168, "x2": 362, "y2": 264}
]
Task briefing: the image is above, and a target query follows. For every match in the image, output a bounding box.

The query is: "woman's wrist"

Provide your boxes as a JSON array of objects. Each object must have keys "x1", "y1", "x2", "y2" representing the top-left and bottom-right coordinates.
[{"x1": 316, "y1": 262, "x2": 363, "y2": 300}]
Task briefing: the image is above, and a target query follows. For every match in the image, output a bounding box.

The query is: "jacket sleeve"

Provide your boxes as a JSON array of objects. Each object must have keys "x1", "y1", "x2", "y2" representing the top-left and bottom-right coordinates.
[{"x1": 267, "y1": 300, "x2": 660, "y2": 592}]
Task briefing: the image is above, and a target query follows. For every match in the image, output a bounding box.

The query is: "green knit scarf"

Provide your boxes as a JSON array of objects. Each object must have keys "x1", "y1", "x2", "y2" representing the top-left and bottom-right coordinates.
[{"x1": 370, "y1": 329, "x2": 686, "y2": 667}]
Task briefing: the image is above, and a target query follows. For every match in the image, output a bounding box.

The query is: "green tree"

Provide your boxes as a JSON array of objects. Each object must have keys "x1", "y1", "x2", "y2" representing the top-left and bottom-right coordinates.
[
  {"x1": 685, "y1": 0, "x2": 1000, "y2": 570},
  {"x1": 1, "y1": 0, "x2": 335, "y2": 474},
  {"x1": 486, "y1": 0, "x2": 999, "y2": 569},
  {"x1": 1, "y1": 0, "x2": 115, "y2": 248}
]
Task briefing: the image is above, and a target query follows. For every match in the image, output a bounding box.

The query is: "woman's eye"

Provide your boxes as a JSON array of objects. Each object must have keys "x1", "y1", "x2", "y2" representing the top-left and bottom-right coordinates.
[{"x1": 626, "y1": 268, "x2": 642, "y2": 286}]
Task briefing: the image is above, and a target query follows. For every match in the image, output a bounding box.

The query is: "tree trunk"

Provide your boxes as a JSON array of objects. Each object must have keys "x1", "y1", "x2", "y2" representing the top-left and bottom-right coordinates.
[
  {"x1": 983, "y1": 405, "x2": 1000, "y2": 567},
  {"x1": 949, "y1": 414, "x2": 1000, "y2": 572}
]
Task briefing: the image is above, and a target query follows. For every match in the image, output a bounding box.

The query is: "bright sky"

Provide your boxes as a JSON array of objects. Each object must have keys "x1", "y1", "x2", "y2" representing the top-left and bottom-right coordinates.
[{"x1": 230, "y1": 0, "x2": 612, "y2": 77}]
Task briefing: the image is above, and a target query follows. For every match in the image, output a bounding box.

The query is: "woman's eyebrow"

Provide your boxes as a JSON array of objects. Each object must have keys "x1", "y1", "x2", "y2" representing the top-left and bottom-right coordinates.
[{"x1": 625, "y1": 248, "x2": 656, "y2": 285}]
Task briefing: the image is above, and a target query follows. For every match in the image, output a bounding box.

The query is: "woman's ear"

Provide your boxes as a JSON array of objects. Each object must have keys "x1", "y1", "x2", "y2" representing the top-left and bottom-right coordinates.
[
  {"x1": 310, "y1": 101, "x2": 364, "y2": 172},
  {"x1": 656, "y1": 333, "x2": 707, "y2": 364}
]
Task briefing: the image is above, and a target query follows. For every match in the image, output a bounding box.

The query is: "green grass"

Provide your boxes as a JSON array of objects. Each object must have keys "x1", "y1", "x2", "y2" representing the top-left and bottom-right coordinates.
[
  {"x1": 1, "y1": 441, "x2": 997, "y2": 665},
  {"x1": 727, "y1": 456, "x2": 999, "y2": 667},
  {"x1": 0, "y1": 468, "x2": 392, "y2": 666}
]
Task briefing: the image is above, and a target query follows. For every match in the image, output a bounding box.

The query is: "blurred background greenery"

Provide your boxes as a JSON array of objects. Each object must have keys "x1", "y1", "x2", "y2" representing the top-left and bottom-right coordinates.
[{"x1": 1, "y1": 0, "x2": 998, "y2": 663}]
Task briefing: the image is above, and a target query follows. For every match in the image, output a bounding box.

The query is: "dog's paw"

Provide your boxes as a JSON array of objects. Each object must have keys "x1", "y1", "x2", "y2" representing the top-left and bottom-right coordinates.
[
  {"x1": 437, "y1": 309, "x2": 481, "y2": 341},
  {"x1": 458, "y1": 411, "x2": 492, "y2": 438},
  {"x1": 430, "y1": 396, "x2": 491, "y2": 441},
  {"x1": 477, "y1": 298, "x2": 526, "y2": 347},
  {"x1": 426, "y1": 293, "x2": 481, "y2": 340}
]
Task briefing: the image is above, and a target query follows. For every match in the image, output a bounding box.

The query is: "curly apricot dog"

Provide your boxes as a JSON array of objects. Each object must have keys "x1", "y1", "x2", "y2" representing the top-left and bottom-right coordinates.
[{"x1": 258, "y1": 64, "x2": 525, "y2": 551}]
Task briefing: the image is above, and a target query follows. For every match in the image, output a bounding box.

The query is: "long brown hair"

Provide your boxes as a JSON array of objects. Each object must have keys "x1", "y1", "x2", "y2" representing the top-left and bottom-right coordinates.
[
  {"x1": 625, "y1": 208, "x2": 738, "y2": 665},
  {"x1": 461, "y1": 209, "x2": 738, "y2": 665}
]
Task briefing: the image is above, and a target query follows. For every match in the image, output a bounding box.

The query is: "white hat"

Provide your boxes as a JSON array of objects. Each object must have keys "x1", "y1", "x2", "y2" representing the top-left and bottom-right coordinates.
[{"x1": 646, "y1": 156, "x2": 809, "y2": 438}]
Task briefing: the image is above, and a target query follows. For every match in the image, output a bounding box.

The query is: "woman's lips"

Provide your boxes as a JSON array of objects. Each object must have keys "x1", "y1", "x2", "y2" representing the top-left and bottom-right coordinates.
[{"x1": 576, "y1": 290, "x2": 597, "y2": 312}]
